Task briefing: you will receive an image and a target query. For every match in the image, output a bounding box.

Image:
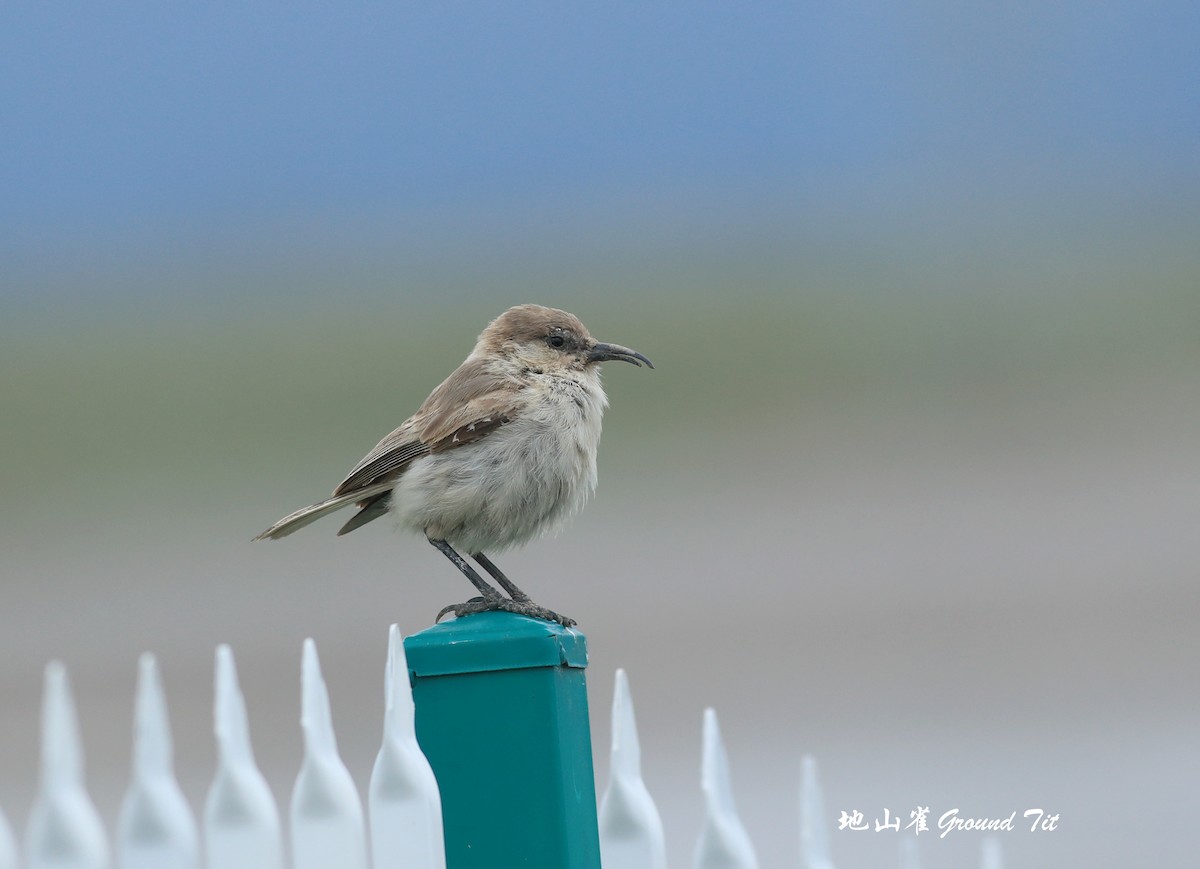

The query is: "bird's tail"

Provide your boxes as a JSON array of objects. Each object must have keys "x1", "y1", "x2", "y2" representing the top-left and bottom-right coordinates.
[{"x1": 253, "y1": 481, "x2": 395, "y2": 540}]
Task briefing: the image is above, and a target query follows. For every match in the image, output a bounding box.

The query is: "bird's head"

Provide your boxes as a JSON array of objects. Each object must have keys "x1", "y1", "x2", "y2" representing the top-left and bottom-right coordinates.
[{"x1": 477, "y1": 304, "x2": 654, "y2": 373}]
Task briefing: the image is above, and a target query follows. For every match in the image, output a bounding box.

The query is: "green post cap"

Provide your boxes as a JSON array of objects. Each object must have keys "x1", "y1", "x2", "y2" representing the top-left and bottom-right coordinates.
[
  {"x1": 405, "y1": 612, "x2": 601, "y2": 869},
  {"x1": 404, "y1": 610, "x2": 589, "y2": 676}
]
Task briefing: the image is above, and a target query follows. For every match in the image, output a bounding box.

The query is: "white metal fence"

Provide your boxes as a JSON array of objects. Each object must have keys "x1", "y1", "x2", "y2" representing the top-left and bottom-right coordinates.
[{"x1": 0, "y1": 629, "x2": 1007, "y2": 869}]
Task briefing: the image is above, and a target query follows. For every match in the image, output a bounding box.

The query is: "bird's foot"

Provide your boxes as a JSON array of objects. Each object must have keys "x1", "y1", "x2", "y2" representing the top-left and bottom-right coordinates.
[
  {"x1": 435, "y1": 595, "x2": 576, "y2": 627},
  {"x1": 510, "y1": 599, "x2": 576, "y2": 627}
]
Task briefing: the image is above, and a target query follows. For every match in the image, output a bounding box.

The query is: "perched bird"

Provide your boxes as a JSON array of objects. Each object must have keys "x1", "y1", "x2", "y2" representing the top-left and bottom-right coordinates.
[{"x1": 255, "y1": 304, "x2": 653, "y2": 626}]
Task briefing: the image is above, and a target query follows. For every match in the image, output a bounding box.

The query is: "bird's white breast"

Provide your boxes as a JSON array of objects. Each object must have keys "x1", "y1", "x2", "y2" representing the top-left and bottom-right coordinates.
[{"x1": 389, "y1": 369, "x2": 608, "y2": 554}]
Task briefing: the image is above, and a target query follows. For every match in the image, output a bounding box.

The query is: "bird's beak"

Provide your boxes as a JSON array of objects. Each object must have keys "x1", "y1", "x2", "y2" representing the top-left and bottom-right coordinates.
[{"x1": 588, "y1": 342, "x2": 654, "y2": 368}]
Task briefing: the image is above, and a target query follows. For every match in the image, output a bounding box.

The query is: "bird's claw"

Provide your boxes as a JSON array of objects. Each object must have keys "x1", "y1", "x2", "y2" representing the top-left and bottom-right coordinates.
[{"x1": 436, "y1": 594, "x2": 491, "y2": 622}]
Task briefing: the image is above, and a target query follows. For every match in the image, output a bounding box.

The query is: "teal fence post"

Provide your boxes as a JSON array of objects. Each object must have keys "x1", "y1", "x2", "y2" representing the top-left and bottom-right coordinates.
[{"x1": 404, "y1": 611, "x2": 602, "y2": 869}]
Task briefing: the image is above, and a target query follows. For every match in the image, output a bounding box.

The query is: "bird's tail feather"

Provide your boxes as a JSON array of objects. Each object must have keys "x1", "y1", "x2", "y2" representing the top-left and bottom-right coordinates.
[
  {"x1": 336, "y1": 492, "x2": 392, "y2": 536},
  {"x1": 253, "y1": 481, "x2": 395, "y2": 540}
]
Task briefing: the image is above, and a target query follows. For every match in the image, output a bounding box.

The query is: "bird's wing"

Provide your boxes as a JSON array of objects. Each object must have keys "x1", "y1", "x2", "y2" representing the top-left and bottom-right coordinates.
[
  {"x1": 332, "y1": 357, "x2": 522, "y2": 497},
  {"x1": 332, "y1": 420, "x2": 429, "y2": 497},
  {"x1": 418, "y1": 390, "x2": 519, "y2": 452}
]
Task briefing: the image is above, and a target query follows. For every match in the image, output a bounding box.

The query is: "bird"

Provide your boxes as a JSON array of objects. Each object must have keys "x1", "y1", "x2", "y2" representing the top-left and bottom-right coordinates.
[{"x1": 254, "y1": 304, "x2": 653, "y2": 627}]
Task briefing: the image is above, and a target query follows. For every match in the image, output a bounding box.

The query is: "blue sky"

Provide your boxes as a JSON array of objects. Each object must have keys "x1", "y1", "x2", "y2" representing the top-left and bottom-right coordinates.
[{"x1": 2, "y1": 2, "x2": 1197, "y2": 280}]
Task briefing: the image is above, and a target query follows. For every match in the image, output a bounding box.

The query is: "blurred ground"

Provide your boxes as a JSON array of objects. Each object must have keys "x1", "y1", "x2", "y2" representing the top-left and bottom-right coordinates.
[{"x1": 2, "y1": 226, "x2": 1197, "y2": 866}]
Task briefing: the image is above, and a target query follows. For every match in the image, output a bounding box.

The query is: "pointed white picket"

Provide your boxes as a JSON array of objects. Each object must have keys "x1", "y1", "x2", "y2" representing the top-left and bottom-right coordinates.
[
  {"x1": 693, "y1": 708, "x2": 758, "y2": 869},
  {"x1": 368, "y1": 625, "x2": 446, "y2": 869},
  {"x1": 0, "y1": 806, "x2": 16, "y2": 869},
  {"x1": 24, "y1": 662, "x2": 110, "y2": 869},
  {"x1": 290, "y1": 639, "x2": 367, "y2": 869},
  {"x1": 981, "y1": 836, "x2": 1004, "y2": 869},
  {"x1": 598, "y1": 669, "x2": 667, "y2": 869},
  {"x1": 9, "y1": 650, "x2": 961, "y2": 869},
  {"x1": 799, "y1": 755, "x2": 835, "y2": 869},
  {"x1": 116, "y1": 654, "x2": 199, "y2": 869},
  {"x1": 203, "y1": 645, "x2": 283, "y2": 869}
]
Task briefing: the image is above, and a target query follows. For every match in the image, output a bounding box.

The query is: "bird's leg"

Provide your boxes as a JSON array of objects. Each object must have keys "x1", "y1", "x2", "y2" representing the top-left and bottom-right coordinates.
[
  {"x1": 467, "y1": 552, "x2": 576, "y2": 627},
  {"x1": 472, "y1": 552, "x2": 531, "y2": 602},
  {"x1": 428, "y1": 541, "x2": 576, "y2": 627},
  {"x1": 428, "y1": 538, "x2": 503, "y2": 600}
]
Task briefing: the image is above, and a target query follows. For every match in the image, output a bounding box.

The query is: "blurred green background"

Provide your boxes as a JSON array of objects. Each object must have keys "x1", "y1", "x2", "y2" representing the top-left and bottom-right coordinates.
[{"x1": 3, "y1": 3, "x2": 1199, "y2": 867}]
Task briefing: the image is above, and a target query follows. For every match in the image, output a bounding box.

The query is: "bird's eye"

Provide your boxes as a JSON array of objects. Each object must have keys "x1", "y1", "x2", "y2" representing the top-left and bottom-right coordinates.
[{"x1": 548, "y1": 335, "x2": 566, "y2": 348}]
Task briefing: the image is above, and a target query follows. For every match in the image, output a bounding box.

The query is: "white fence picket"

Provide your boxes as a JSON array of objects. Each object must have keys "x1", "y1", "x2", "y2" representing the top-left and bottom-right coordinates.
[
  {"x1": 24, "y1": 662, "x2": 110, "y2": 869},
  {"x1": 981, "y1": 837, "x2": 1004, "y2": 869},
  {"x1": 800, "y1": 755, "x2": 835, "y2": 869},
  {"x1": 115, "y1": 654, "x2": 199, "y2": 869},
  {"x1": 598, "y1": 668, "x2": 667, "y2": 869},
  {"x1": 693, "y1": 708, "x2": 759, "y2": 869},
  {"x1": 289, "y1": 639, "x2": 367, "y2": 869},
  {"x1": 368, "y1": 625, "x2": 446, "y2": 869},
  {"x1": 203, "y1": 646, "x2": 283, "y2": 869},
  {"x1": 6, "y1": 637, "x2": 1015, "y2": 868},
  {"x1": 0, "y1": 806, "x2": 16, "y2": 869}
]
